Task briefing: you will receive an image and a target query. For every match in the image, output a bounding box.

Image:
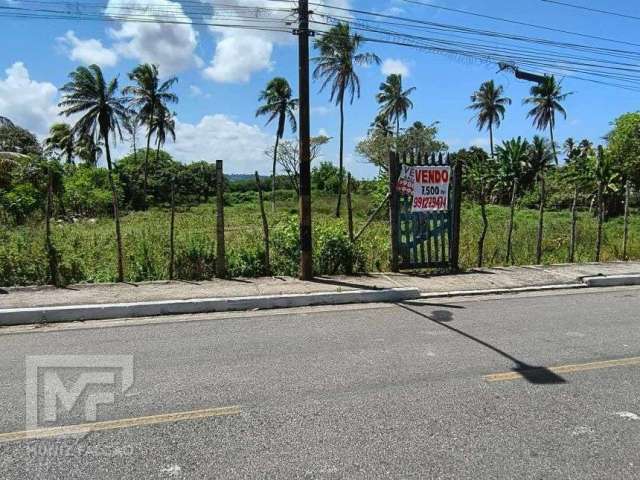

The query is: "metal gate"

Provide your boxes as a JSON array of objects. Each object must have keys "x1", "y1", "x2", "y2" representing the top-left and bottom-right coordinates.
[{"x1": 389, "y1": 151, "x2": 462, "y2": 272}]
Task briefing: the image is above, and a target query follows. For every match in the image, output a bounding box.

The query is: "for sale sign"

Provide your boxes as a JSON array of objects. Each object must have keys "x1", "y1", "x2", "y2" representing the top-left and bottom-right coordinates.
[
  {"x1": 396, "y1": 165, "x2": 415, "y2": 195},
  {"x1": 411, "y1": 166, "x2": 450, "y2": 212}
]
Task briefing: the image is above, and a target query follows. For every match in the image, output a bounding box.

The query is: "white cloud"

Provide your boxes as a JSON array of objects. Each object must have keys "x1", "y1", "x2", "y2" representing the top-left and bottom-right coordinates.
[
  {"x1": 381, "y1": 58, "x2": 411, "y2": 77},
  {"x1": 57, "y1": 31, "x2": 118, "y2": 67},
  {"x1": 204, "y1": 0, "x2": 352, "y2": 84},
  {"x1": 106, "y1": 0, "x2": 201, "y2": 76},
  {"x1": 312, "y1": 105, "x2": 333, "y2": 116},
  {"x1": 0, "y1": 62, "x2": 59, "y2": 136},
  {"x1": 189, "y1": 85, "x2": 211, "y2": 98},
  {"x1": 167, "y1": 114, "x2": 273, "y2": 173},
  {"x1": 470, "y1": 137, "x2": 490, "y2": 148},
  {"x1": 203, "y1": 34, "x2": 273, "y2": 83}
]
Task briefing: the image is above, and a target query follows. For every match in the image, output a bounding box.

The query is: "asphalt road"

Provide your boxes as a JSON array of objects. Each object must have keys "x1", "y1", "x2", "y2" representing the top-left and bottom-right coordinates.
[{"x1": 1, "y1": 287, "x2": 640, "y2": 479}]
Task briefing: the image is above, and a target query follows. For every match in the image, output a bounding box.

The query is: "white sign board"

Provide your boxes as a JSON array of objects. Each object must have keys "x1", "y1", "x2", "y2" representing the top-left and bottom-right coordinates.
[{"x1": 411, "y1": 166, "x2": 450, "y2": 212}]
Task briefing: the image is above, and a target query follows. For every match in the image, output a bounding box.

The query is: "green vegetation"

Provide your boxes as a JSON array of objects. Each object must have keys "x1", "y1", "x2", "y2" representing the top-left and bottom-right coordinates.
[{"x1": 1, "y1": 194, "x2": 638, "y2": 287}]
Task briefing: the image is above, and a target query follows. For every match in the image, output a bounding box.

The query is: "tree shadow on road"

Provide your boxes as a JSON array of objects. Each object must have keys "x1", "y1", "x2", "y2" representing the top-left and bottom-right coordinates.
[{"x1": 397, "y1": 303, "x2": 567, "y2": 385}]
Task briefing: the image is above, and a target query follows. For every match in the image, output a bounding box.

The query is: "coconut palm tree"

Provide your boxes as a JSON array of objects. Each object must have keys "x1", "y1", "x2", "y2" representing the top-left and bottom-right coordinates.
[
  {"x1": 313, "y1": 23, "x2": 380, "y2": 217},
  {"x1": 524, "y1": 75, "x2": 572, "y2": 164},
  {"x1": 369, "y1": 114, "x2": 393, "y2": 137},
  {"x1": 256, "y1": 77, "x2": 298, "y2": 211},
  {"x1": 124, "y1": 64, "x2": 178, "y2": 210},
  {"x1": 59, "y1": 64, "x2": 130, "y2": 282},
  {"x1": 376, "y1": 74, "x2": 416, "y2": 141},
  {"x1": 75, "y1": 133, "x2": 103, "y2": 167},
  {"x1": 496, "y1": 137, "x2": 530, "y2": 264},
  {"x1": 151, "y1": 108, "x2": 176, "y2": 164},
  {"x1": 468, "y1": 80, "x2": 511, "y2": 158},
  {"x1": 44, "y1": 123, "x2": 75, "y2": 164},
  {"x1": 529, "y1": 136, "x2": 554, "y2": 264}
]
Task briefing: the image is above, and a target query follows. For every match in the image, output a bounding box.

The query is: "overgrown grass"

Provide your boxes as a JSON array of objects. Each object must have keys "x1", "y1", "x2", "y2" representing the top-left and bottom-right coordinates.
[{"x1": 1, "y1": 194, "x2": 638, "y2": 286}]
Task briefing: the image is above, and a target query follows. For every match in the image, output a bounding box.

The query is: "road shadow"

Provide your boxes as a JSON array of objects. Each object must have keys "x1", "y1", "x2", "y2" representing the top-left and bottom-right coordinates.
[
  {"x1": 397, "y1": 302, "x2": 566, "y2": 385},
  {"x1": 400, "y1": 269, "x2": 497, "y2": 279},
  {"x1": 0, "y1": 288, "x2": 8, "y2": 295}
]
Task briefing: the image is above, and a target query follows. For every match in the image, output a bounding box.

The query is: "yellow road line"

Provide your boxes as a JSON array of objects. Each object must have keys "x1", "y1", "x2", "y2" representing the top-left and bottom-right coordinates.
[
  {"x1": 485, "y1": 356, "x2": 640, "y2": 382},
  {"x1": 0, "y1": 405, "x2": 241, "y2": 444}
]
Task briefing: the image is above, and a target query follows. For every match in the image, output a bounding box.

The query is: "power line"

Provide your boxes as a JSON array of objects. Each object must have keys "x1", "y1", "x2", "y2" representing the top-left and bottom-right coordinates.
[
  {"x1": 392, "y1": 0, "x2": 640, "y2": 48},
  {"x1": 540, "y1": 0, "x2": 640, "y2": 22}
]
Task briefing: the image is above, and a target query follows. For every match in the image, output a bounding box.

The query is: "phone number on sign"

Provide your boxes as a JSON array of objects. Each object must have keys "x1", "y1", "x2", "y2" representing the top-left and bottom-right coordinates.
[{"x1": 413, "y1": 195, "x2": 447, "y2": 210}]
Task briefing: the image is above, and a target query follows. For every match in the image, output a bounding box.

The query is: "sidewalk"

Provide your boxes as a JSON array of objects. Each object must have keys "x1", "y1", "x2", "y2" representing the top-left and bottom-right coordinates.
[{"x1": 2, "y1": 261, "x2": 639, "y2": 310}]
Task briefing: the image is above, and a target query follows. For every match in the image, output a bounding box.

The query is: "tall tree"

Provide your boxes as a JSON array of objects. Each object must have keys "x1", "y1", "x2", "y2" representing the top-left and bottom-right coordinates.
[
  {"x1": 524, "y1": 75, "x2": 572, "y2": 164},
  {"x1": 75, "y1": 133, "x2": 103, "y2": 167},
  {"x1": 44, "y1": 123, "x2": 75, "y2": 164},
  {"x1": 256, "y1": 77, "x2": 298, "y2": 211},
  {"x1": 497, "y1": 137, "x2": 530, "y2": 264},
  {"x1": 124, "y1": 64, "x2": 178, "y2": 210},
  {"x1": 59, "y1": 64, "x2": 130, "y2": 282},
  {"x1": 468, "y1": 80, "x2": 511, "y2": 157},
  {"x1": 151, "y1": 109, "x2": 176, "y2": 167},
  {"x1": 376, "y1": 74, "x2": 416, "y2": 140},
  {"x1": 529, "y1": 136, "x2": 554, "y2": 264},
  {"x1": 313, "y1": 23, "x2": 380, "y2": 217},
  {"x1": 607, "y1": 112, "x2": 640, "y2": 260},
  {"x1": 591, "y1": 146, "x2": 619, "y2": 262},
  {"x1": 563, "y1": 138, "x2": 588, "y2": 262}
]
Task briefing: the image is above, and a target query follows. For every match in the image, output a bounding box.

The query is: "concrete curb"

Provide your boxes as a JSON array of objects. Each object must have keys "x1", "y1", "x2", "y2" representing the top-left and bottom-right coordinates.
[
  {"x1": 582, "y1": 274, "x2": 640, "y2": 288},
  {"x1": 420, "y1": 283, "x2": 586, "y2": 299},
  {"x1": 0, "y1": 288, "x2": 421, "y2": 326}
]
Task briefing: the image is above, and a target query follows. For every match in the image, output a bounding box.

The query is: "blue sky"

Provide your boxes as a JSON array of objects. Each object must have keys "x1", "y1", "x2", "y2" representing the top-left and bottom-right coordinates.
[{"x1": 0, "y1": 0, "x2": 639, "y2": 177}]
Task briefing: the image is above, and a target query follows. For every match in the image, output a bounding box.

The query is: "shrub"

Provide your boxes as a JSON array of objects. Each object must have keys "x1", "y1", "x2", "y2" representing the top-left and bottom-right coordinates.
[
  {"x1": 173, "y1": 236, "x2": 216, "y2": 281},
  {"x1": 315, "y1": 223, "x2": 366, "y2": 275}
]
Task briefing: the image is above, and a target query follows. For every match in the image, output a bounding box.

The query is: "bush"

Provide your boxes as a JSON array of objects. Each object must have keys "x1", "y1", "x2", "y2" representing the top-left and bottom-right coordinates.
[
  {"x1": 64, "y1": 166, "x2": 115, "y2": 217},
  {"x1": 1, "y1": 183, "x2": 42, "y2": 224},
  {"x1": 228, "y1": 246, "x2": 267, "y2": 278},
  {"x1": 315, "y1": 223, "x2": 366, "y2": 275},
  {"x1": 173, "y1": 236, "x2": 216, "y2": 281}
]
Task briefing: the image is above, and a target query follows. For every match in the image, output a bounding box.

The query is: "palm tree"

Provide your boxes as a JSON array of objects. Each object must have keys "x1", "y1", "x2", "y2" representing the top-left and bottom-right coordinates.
[
  {"x1": 497, "y1": 137, "x2": 530, "y2": 264},
  {"x1": 124, "y1": 64, "x2": 178, "y2": 209},
  {"x1": 564, "y1": 138, "x2": 582, "y2": 262},
  {"x1": 59, "y1": 64, "x2": 130, "y2": 282},
  {"x1": 151, "y1": 108, "x2": 176, "y2": 164},
  {"x1": 44, "y1": 123, "x2": 75, "y2": 164},
  {"x1": 376, "y1": 74, "x2": 416, "y2": 140},
  {"x1": 256, "y1": 77, "x2": 298, "y2": 212},
  {"x1": 524, "y1": 75, "x2": 572, "y2": 164},
  {"x1": 75, "y1": 133, "x2": 103, "y2": 167},
  {"x1": 313, "y1": 23, "x2": 380, "y2": 217},
  {"x1": 529, "y1": 136, "x2": 554, "y2": 264},
  {"x1": 369, "y1": 114, "x2": 393, "y2": 137},
  {"x1": 468, "y1": 80, "x2": 511, "y2": 158}
]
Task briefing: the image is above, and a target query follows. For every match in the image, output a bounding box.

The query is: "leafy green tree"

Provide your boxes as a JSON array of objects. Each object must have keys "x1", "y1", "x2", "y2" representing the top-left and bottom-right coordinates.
[
  {"x1": 313, "y1": 23, "x2": 380, "y2": 217},
  {"x1": 0, "y1": 123, "x2": 42, "y2": 155},
  {"x1": 607, "y1": 112, "x2": 640, "y2": 259},
  {"x1": 591, "y1": 146, "x2": 619, "y2": 262},
  {"x1": 376, "y1": 74, "x2": 416, "y2": 140},
  {"x1": 563, "y1": 138, "x2": 591, "y2": 262},
  {"x1": 63, "y1": 165, "x2": 116, "y2": 217},
  {"x1": 528, "y1": 136, "x2": 555, "y2": 264},
  {"x1": 124, "y1": 64, "x2": 178, "y2": 209},
  {"x1": 44, "y1": 123, "x2": 75, "y2": 164},
  {"x1": 524, "y1": 76, "x2": 572, "y2": 164},
  {"x1": 468, "y1": 80, "x2": 511, "y2": 157},
  {"x1": 59, "y1": 64, "x2": 130, "y2": 282},
  {"x1": 459, "y1": 147, "x2": 496, "y2": 267},
  {"x1": 256, "y1": 77, "x2": 298, "y2": 211},
  {"x1": 497, "y1": 137, "x2": 530, "y2": 264}
]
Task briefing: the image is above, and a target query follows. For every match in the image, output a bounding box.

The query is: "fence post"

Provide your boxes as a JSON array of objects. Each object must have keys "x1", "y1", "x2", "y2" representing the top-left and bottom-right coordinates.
[
  {"x1": 389, "y1": 151, "x2": 400, "y2": 273},
  {"x1": 215, "y1": 160, "x2": 227, "y2": 278},
  {"x1": 346, "y1": 173, "x2": 354, "y2": 243},
  {"x1": 255, "y1": 171, "x2": 271, "y2": 275},
  {"x1": 169, "y1": 177, "x2": 176, "y2": 280},
  {"x1": 449, "y1": 154, "x2": 463, "y2": 272}
]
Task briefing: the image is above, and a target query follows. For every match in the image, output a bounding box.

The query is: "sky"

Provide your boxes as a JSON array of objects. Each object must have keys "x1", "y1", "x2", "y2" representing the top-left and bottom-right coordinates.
[{"x1": 0, "y1": 0, "x2": 639, "y2": 178}]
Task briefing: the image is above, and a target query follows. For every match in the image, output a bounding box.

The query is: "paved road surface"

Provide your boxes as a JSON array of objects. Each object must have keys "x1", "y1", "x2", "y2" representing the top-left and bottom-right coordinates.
[{"x1": 1, "y1": 287, "x2": 639, "y2": 479}]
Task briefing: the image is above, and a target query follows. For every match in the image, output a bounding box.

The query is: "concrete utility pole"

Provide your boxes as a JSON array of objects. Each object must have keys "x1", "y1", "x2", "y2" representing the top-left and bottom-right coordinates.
[{"x1": 297, "y1": 0, "x2": 313, "y2": 280}]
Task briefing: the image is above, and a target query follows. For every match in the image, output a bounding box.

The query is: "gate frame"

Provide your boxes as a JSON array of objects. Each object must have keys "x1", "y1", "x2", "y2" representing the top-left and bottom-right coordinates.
[{"x1": 389, "y1": 150, "x2": 462, "y2": 273}]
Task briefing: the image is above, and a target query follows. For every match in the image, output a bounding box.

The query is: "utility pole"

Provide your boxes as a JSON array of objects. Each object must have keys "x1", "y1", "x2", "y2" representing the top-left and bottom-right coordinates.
[{"x1": 297, "y1": 0, "x2": 313, "y2": 280}]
